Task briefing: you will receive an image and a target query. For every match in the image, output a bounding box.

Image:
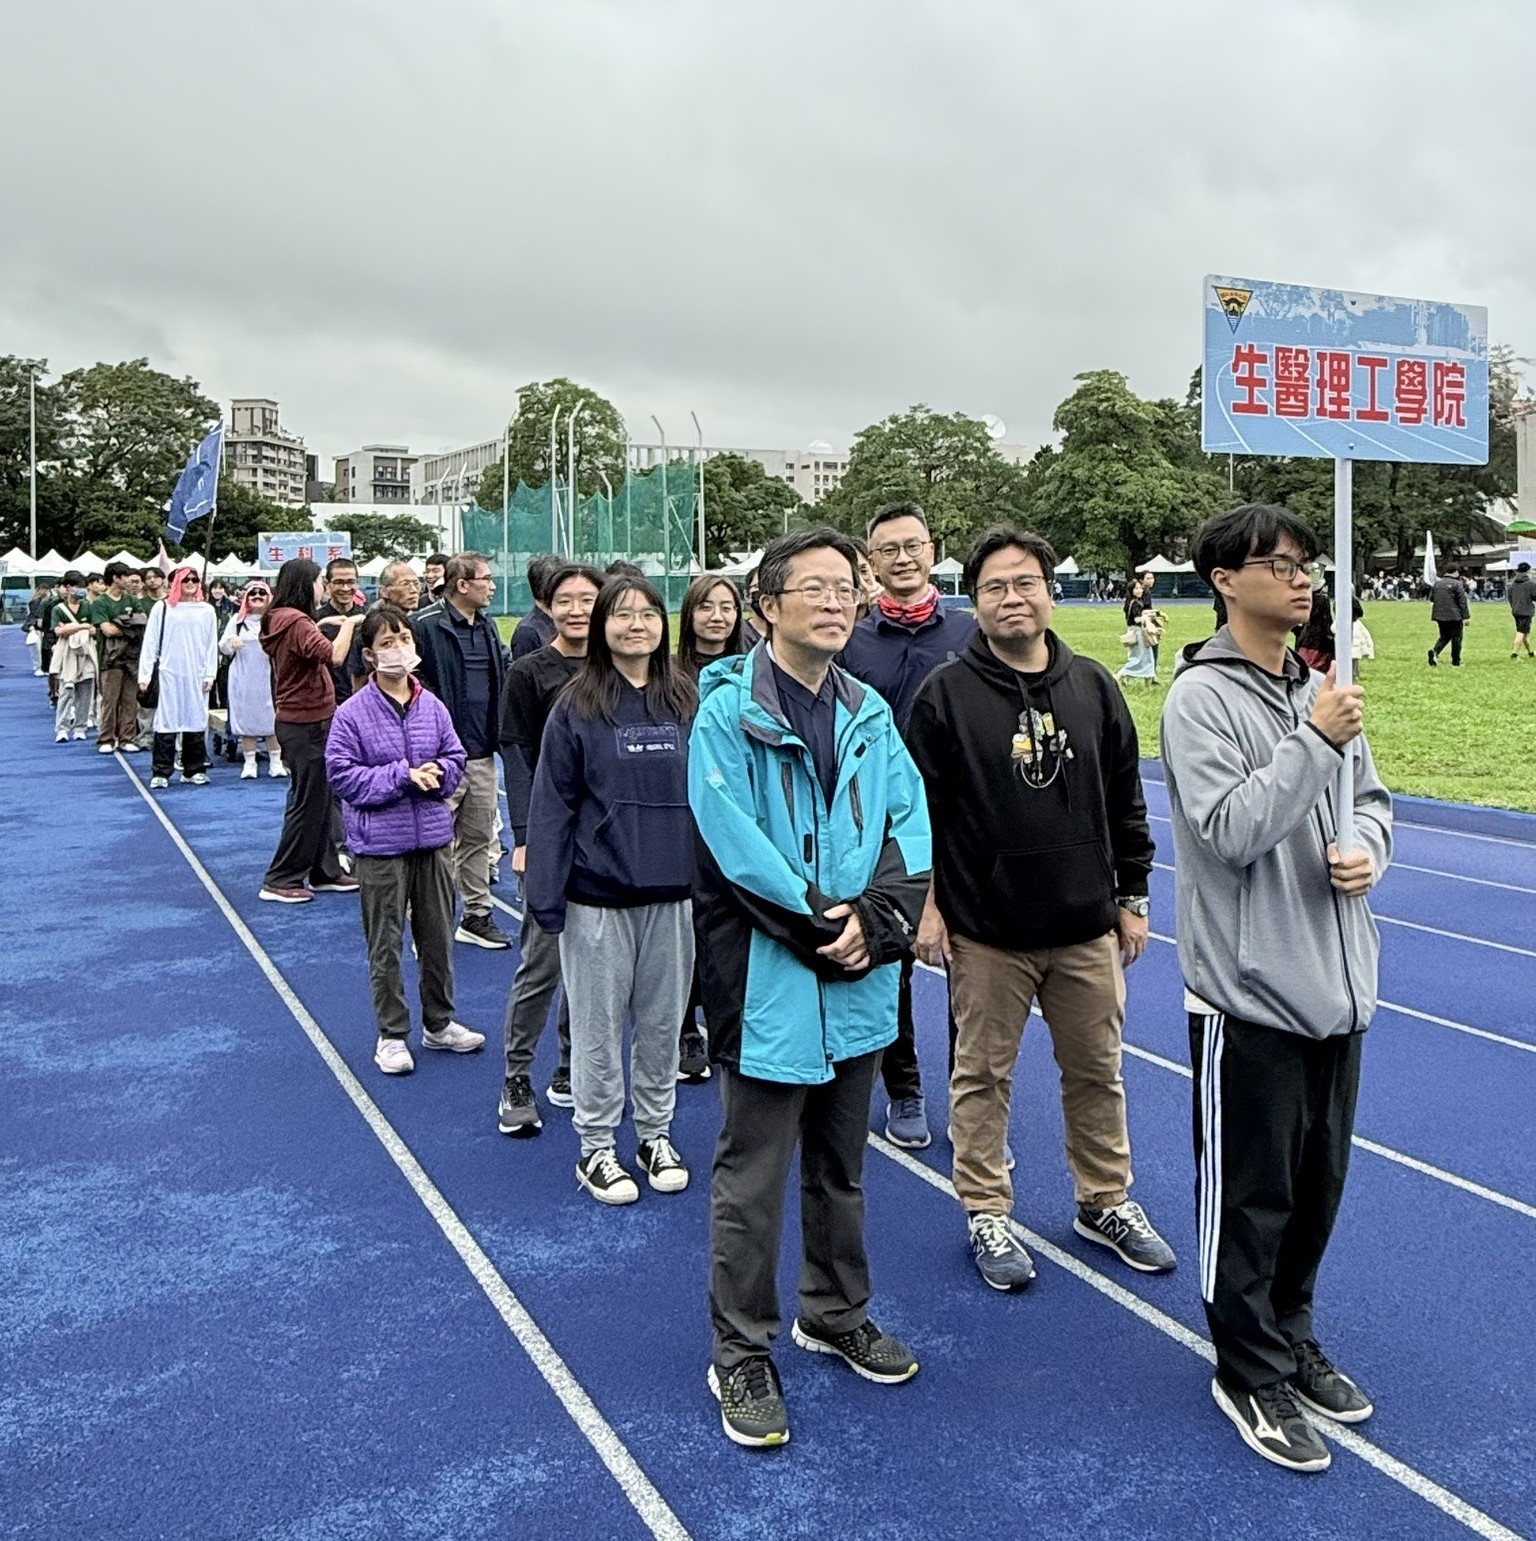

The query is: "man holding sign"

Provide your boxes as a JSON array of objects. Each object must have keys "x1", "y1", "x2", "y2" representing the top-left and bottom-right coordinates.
[{"x1": 1162, "y1": 504, "x2": 1393, "y2": 1475}]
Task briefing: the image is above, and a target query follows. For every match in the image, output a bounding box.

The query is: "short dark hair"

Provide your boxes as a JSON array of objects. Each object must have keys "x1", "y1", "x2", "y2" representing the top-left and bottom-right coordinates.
[
  {"x1": 141, "y1": 567, "x2": 161, "y2": 581},
  {"x1": 867, "y1": 501, "x2": 928, "y2": 542},
  {"x1": 525, "y1": 554, "x2": 562, "y2": 604},
  {"x1": 360, "y1": 604, "x2": 413, "y2": 651},
  {"x1": 962, "y1": 526, "x2": 1057, "y2": 597},
  {"x1": 605, "y1": 559, "x2": 646, "y2": 580},
  {"x1": 425, "y1": 551, "x2": 448, "y2": 570},
  {"x1": 1519, "y1": 562, "x2": 1531, "y2": 574},
  {"x1": 444, "y1": 552, "x2": 489, "y2": 596},
  {"x1": 1190, "y1": 503, "x2": 1320, "y2": 586},
  {"x1": 755, "y1": 528, "x2": 859, "y2": 619},
  {"x1": 104, "y1": 561, "x2": 132, "y2": 584},
  {"x1": 61, "y1": 569, "x2": 85, "y2": 585},
  {"x1": 325, "y1": 557, "x2": 358, "y2": 580},
  {"x1": 547, "y1": 563, "x2": 604, "y2": 601}
]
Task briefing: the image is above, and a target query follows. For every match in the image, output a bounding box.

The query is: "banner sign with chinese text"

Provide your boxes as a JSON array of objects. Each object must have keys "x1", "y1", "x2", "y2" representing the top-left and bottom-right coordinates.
[
  {"x1": 1201, "y1": 276, "x2": 1488, "y2": 464},
  {"x1": 257, "y1": 531, "x2": 354, "y2": 570}
]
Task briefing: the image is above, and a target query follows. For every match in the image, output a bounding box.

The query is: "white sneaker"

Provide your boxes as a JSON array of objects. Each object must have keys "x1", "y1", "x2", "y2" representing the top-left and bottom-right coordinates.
[
  {"x1": 55, "y1": 730, "x2": 68, "y2": 743},
  {"x1": 269, "y1": 755, "x2": 287, "y2": 778},
  {"x1": 422, "y1": 1022, "x2": 486, "y2": 1054},
  {"x1": 240, "y1": 758, "x2": 258, "y2": 779},
  {"x1": 97, "y1": 741, "x2": 117, "y2": 754},
  {"x1": 375, "y1": 1037, "x2": 414, "y2": 1075},
  {"x1": 74, "y1": 729, "x2": 88, "y2": 740}
]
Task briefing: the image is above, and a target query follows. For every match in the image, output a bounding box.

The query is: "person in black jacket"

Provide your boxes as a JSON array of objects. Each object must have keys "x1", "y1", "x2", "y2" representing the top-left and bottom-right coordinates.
[
  {"x1": 1507, "y1": 561, "x2": 1534, "y2": 659},
  {"x1": 908, "y1": 526, "x2": 1175, "y2": 1293},
  {"x1": 509, "y1": 554, "x2": 561, "y2": 660},
  {"x1": 1427, "y1": 569, "x2": 1470, "y2": 667}
]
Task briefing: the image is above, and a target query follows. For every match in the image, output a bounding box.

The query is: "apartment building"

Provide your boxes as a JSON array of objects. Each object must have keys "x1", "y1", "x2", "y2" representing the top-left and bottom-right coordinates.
[
  {"x1": 334, "y1": 445, "x2": 419, "y2": 504},
  {"x1": 227, "y1": 399, "x2": 308, "y2": 508}
]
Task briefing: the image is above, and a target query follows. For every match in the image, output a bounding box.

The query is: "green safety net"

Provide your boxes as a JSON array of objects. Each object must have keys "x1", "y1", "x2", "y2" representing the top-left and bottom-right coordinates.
[{"x1": 459, "y1": 471, "x2": 698, "y2": 615}]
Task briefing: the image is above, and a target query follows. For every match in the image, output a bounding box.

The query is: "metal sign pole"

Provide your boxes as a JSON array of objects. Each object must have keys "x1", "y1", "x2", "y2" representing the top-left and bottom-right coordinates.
[{"x1": 1334, "y1": 456, "x2": 1355, "y2": 855}]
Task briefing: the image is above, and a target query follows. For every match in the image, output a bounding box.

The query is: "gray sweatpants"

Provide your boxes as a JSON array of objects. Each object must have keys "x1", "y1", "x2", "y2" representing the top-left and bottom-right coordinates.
[
  {"x1": 559, "y1": 900, "x2": 693, "y2": 1158},
  {"x1": 356, "y1": 847, "x2": 456, "y2": 1039},
  {"x1": 502, "y1": 910, "x2": 572, "y2": 1078}
]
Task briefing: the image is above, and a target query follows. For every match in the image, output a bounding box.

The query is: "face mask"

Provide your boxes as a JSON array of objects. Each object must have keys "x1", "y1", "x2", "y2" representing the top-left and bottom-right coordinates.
[{"x1": 373, "y1": 644, "x2": 419, "y2": 679}]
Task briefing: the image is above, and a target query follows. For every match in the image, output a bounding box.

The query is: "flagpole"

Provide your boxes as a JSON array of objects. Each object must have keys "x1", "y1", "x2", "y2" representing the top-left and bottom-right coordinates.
[
  {"x1": 1334, "y1": 457, "x2": 1355, "y2": 855},
  {"x1": 29, "y1": 368, "x2": 38, "y2": 560},
  {"x1": 202, "y1": 424, "x2": 224, "y2": 587}
]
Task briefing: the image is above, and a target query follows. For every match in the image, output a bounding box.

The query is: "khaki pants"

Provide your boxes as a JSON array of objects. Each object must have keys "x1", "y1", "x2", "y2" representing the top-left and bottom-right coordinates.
[
  {"x1": 446, "y1": 756, "x2": 498, "y2": 920},
  {"x1": 97, "y1": 665, "x2": 140, "y2": 747},
  {"x1": 948, "y1": 930, "x2": 1131, "y2": 1216}
]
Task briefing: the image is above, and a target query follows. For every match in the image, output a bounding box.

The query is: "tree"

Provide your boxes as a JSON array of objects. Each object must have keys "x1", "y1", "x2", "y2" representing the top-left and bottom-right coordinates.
[
  {"x1": 322, "y1": 511, "x2": 440, "y2": 561},
  {"x1": 698, "y1": 453, "x2": 804, "y2": 560},
  {"x1": 476, "y1": 378, "x2": 628, "y2": 509},
  {"x1": 0, "y1": 357, "x2": 68, "y2": 554},
  {"x1": 819, "y1": 405, "x2": 1031, "y2": 553}
]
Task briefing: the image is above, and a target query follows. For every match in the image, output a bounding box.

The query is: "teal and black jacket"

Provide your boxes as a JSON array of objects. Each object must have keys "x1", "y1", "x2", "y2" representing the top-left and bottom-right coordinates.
[{"x1": 688, "y1": 645, "x2": 932, "y2": 1085}]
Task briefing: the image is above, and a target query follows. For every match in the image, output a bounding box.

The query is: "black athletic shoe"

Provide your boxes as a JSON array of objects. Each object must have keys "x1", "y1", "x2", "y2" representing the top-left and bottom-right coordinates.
[
  {"x1": 1073, "y1": 1200, "x2": 1177, "y2": 1273},
  {"x1": 1211, "y1": 1376, "x2": 1331, "y2": 1473},
  {"x1": 790, "y1": 1317, "x2": 918, "y2": 1384},
  {"x1": 1427, "y1": 648, "x2": 1438, "y2": 667},
  {"x1": 546, "y1": 1066, "x2": 574, "y2": 1108},
  {"x1": 1290, "y1": 1340, "x2": 1373, "y2": 1423},
  {"x1": 708, "y1": 1359, "x2": 789, "y2": 1448},
  {"x1": 455, "y1": 913, "x2": 511, "y2": 949},
  {"x1": 678, "y1": 1029, "x2": 711, "y2": 1083},
  {"x1": 497, "y1": 1074, "x2": 542, "y2": 1138}
]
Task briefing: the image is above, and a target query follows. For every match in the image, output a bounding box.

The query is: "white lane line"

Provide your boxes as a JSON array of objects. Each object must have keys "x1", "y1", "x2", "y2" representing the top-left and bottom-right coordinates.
[
  {"x1": 121, "y1": 763, "x2": 690, "y2": 1541},
  {"x1": 870, "y1": 1135, "x2": 1526, "y2": 1541},
  {"x1": 1397, "y1": 820, "x2": 1536, "y2": 852},
  {"x1": 1373, "y1": 1001, "x2": 1536, "y2": 1058},
  {"x1": 1375, "y1": 915, "x2": 1536, "y2": 960}
]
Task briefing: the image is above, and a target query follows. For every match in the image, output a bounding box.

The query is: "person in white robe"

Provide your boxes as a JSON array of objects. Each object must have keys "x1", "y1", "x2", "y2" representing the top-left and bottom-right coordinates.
[
  {"x1": 220, "y1": 580, "x2": 285, "y2": 779},
  {"x1": 138, "y1": 566, "x2": 219, "y2": 788}
]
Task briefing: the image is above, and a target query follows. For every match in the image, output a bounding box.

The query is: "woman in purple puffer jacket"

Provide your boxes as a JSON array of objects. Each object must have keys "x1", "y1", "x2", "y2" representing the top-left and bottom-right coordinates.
[{"x1": 326, "y1": 606, "x2": 487, "y2": 1077}]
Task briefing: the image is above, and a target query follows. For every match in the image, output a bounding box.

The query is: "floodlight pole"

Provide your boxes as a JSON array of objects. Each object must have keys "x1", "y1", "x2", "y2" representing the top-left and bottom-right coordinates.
[
  {"x1": 565, "y1": 402, "x2": 586, "y2": 560},
  {"x1": 690, "y1": 410, "x2": 706, "y2": 573},
  {"x1": 29, "y1": 367, "x2": 38, "y2": 559},
  {"x1": 548, "y1": 406, "x2": 563, "y2": 557},
  {"x1": 652, "y1": 416, "x2": 668, "y2": 583},
  {"x1": 1334, "y1": 456, "x2": 1355, "y2": 855}
]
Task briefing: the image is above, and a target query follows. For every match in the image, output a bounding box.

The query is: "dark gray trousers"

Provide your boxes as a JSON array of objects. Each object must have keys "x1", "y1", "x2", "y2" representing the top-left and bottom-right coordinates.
[
  {"x1": 502, "y1": 910, "x2": 572, "y2": 1078},
  {"x1": 356, "y1": 847, "x2": 456, "y2": 1039},
  {"x1": 710, "y1": 1051, "x2": 880, "y2": 1372}
]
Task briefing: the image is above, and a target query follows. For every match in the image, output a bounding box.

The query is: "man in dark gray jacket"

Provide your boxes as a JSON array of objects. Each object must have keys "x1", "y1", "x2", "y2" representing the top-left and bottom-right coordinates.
[
  {"x1": 1507, "y1": 561, "x2": 1534, "y2": 659},
  {"x1": 1427, "y1": 568, "x2": 1470, "y2": 667},
  {"x1": 1162, "y1": 504, "x2": 1393, "y2": 1476}
]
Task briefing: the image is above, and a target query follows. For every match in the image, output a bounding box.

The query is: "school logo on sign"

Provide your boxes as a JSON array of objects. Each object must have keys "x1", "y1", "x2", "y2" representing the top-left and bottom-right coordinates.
[{"x1": 1214, "y1": 286, "x2": 1253, "y2": 331}]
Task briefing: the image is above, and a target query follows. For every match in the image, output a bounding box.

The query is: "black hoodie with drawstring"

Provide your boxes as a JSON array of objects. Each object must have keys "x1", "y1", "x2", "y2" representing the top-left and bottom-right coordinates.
[{"x1": 907, "y1": 629, "x2": 1154, "y2": 953}]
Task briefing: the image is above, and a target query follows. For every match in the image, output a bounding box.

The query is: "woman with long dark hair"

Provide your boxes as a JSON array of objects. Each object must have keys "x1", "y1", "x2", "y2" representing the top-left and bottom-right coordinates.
[
  {"x1": 677, "y1": 574, "x2": 745, "y2": 678},
  {"x1": 525, "y1": 576, "x2": 699, "y2": 1205},
  {"x1": 258, "y1": 557, "x2": 362, "y2": 904}
]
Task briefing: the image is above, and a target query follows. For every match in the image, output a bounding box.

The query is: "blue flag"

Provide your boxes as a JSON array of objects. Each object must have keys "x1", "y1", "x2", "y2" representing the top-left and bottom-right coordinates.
[{"x1": 166, "y1": 425, "x2": 223, "y2": 542}]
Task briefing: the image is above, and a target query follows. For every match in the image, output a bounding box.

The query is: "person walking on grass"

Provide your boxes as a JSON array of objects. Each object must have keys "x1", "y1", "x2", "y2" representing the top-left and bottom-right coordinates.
[
  {"x1": 219, "y1": 581, "x2": 285, "y2": 779},
  {"x1": 259, "y1": 558, "x2": 362, "y2": 903},
  {"x1": 909, "y1": 526, "x2": 1175, "y2": 1296},
  {"x1": 139, "y1": 567, "x2": 218, "y2": 787},
  {"x1": 691, "y1": 529, "x2": 930, "y2": 1450},
  {"x1": 49, "y1": 571, "x2": 97, "y2": 744},
  {"x1": 495, "y1": 562, "x2": 603, "y2": 1138},
  {"x1": 1162, "y1": 504, "x2": 1392, "y2": 1475},
  {"x1": 1508, "y1": 561, "x2": 1534, "y2": 659},
  {"x1": 326, "y1": 606, "x2": 486, "y2": 1076},
  {"x1": 1427, "y1": 567, "x2": 1470, "y2": 667},
  {"x1": 525, "y1": 576, "x2": 698, "y2": 1206}
]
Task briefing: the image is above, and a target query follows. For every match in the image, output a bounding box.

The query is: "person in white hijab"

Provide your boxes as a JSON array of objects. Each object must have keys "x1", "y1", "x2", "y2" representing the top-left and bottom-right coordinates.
[
  {"x1": 220, "y1": 580, "x2": 286, "y2": 779},
  {"x1": 139, "y1": 565, "x2": 219, "y2": 789}
]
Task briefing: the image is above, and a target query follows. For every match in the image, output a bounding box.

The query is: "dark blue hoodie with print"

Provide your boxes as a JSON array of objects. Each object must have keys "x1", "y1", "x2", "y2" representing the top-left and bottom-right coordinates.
[{"x1": 524, "y1": 683, "x2": 693, "y2": 933}]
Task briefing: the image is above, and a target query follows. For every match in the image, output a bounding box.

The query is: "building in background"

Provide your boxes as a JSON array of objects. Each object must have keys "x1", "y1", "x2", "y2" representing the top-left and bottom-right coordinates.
[
  {"x1": 334, "y1": 445, "x2": 418, "y2": 504},
  {"x1": 415, "y1": 440, "x2": 501, "y2": 506},
  {"x1": 227, "y1": 399, "x2": 308, "y2": 507}
]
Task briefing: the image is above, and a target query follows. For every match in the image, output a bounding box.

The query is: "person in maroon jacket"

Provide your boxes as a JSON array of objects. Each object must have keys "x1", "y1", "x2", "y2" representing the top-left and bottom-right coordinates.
[{"x1": 258, "y1": 558, "x2": 363, "y2": 903}]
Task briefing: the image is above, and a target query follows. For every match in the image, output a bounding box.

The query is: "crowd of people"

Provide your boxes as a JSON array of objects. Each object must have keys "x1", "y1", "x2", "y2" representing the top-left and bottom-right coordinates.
[{"x1": 19, "y1": 503, "x2": 1402, "y2": 1472}]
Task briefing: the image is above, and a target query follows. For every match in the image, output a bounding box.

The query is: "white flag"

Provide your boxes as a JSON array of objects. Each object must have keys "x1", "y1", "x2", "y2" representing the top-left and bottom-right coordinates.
[{"x1": 1422, "y1": 531, "x2": 1438, "y2": 588}]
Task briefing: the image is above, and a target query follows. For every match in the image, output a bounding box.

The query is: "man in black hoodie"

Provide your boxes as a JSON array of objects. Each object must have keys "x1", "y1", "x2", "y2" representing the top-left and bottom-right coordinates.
[{"x1": 908, "y1": 526, "x2": 1175, "y2": 1294}]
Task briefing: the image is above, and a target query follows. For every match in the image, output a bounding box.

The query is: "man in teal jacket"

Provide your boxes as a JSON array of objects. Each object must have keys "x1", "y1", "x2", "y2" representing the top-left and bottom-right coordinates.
[{"x1": 690, "y1": 528, "x2": 932, "y2": 1450}]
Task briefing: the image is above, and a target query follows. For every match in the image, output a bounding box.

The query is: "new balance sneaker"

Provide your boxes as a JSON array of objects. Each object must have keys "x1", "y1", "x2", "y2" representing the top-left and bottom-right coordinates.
[
  {"x1": 790, "y1": 1318, "x2": 918, "y2": 1384},
  {"x1": 967, "y1": 1212, "x2": 1036, "y2": 1292},
  {"x1": 422, "y1": 1021, "x2": 486, "y2": 1054},
  {"x1": 455, "y1": 912, "x2": 511, "y2": 949},
  {"x1": 1073, "y1": 1200, "x2": 1177, "y2": 1273},
  {"x1": 497, "y1": 1074, "x2": 542, "y2": 1137},
  {"x1": 678, "y1": 1029, "x2": 711, "y2": 1083},
  {"x1": 884, "y1": 1094, "x2": 931, "y2": 1149},
  {"x1": 375, "y1": 1036, "x2": 414, "y2": 1076},
  {"x1": 312, "y1": 874, "x2": 360, "y2": 893},
  {"x1": 576, "y1": 1148, "x2": 639, "y2": 1205},
  {"x1": 546, "y1": 1066, "x2": 575, "y2": 1108},
  {"x1": 96, "y1": 740, "x2": 116, "y2": 754},
  {"x1": 708, "y1": 1359, "x2": 789, "y2": 1449},
  {"x1": 149, "y1": 775, "x2": 170, "y2": 789},
  {"x1": 1211, "y1": 1376, "x2": 1330, "y2": 1473},
  {"x1": 258, "y1": 884, "x2": 312, "y2": 904},
  {"x1": 636, "y1": 1136, "x2": 690, "y2": 1193},
  {"x1": 1289, "y1": 1340, "x2": 1373, "y2": 1423}
]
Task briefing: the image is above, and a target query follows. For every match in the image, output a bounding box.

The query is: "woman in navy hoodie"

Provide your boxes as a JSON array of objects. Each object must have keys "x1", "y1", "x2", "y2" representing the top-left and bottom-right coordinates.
[
  {"x1": 526, "y1": 576, "x2": 699, "y2": 1206},
  {"x1": 326, "y1": 606, "x2": 486, "y2": 1077}
]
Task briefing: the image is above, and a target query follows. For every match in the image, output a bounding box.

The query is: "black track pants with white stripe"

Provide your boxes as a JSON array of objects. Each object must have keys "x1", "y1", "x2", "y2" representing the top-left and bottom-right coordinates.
[{"x1": 1189, "y1": 1012, "x2": 1363, "y2": 1392}]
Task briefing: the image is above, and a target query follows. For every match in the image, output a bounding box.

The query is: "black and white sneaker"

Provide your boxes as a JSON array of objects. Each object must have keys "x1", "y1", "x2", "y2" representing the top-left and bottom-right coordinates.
[
  {"x1": 790, "y1": 1318, "x2": 918, "y2": 1384},
  {"x1": 455, "y1": 913, "x2": 511, "y2": 949},
  {"x1": 546, "y1": 1066, "x2": 574, "y2": 1108},
  {"x1": 1211, "y1": 1376, "x2": 1331, "y2": 1473},
  {"x1": 576, "y1": 1148, "x2": 639, "y2": 1205},
  {"x1": 1290, "y1": 1340, "x2": 1373, "y2": 1423},
  {"x1": 497, "y1": 1074, "x2": 542, "y2": 1137},
  {"x1": 708, "y1": 1359, "x2": 789, "y2": 1448},
  {"x1": 1073, "y1": 1200, "x2": 1177, "y2": 1273},
  {"x1": 636, "y1": 1136, "x2": 690, "y2": 1193},
  {"x1": 677, "y1": 1029, "x2": 711, "y2": 1083},
  {"x1": 967, "y1": 1212, "x2": 1036, "y2": 1292}
]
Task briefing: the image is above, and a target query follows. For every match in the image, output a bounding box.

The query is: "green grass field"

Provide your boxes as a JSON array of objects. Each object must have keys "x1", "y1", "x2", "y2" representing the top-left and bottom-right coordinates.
[{"x1": 498, "y1": 601, "x2": 1535, "y2": 812}]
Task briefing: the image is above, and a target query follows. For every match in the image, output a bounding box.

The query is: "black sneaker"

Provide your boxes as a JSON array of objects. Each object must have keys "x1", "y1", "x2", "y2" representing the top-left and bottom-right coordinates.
[
  {"x1": 455, "y1": 913, "x2": 511, "y2": 949},
  {"x1": 1427, "y1": 647, "x2": 1438, "y2": 667},
  {"x1": 1290, "y1": 1340, "x2": 1373, "y2": 1423},
  {"x1": 790, "y1": 1317, "x2": 918, "y2": 1384},
  {"x1": 546, "y1": 1066, "x2": 574, "y2": 1108},
  {"x1": 1211, "y1": 1376, "x2": 1331, "y2": 1473},
  {"x1": 576, "y1": 1148, "x2": 639, "y2": 1205},
  {"x1": 1073, "y1": 1200, "x2": 1177, "y2": 1273},
  {"x1": 708, "y1": 1359, "x2": 789, "y2": 1448},
  {"x1": 678, "y1": 1029, "x2": 711, "y2": 1083},
  {"x1": 967, "y1": 1212, "x2": 1036, "y2": 1292},
  {"x1": 636, "y1": 1136, "x2": 690, "y2": 1193},
  {"x1": 497, "y1": 1074, "x2": 542, "y2": 1138}
]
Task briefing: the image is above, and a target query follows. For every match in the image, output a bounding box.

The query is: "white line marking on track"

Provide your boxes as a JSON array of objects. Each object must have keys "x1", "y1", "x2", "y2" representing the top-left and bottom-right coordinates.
[
  {"x1": 1373, "y1": 1001, "x2": 1536, "y2": 1058},
  {"x1": 1390, "y1": 863, "x2": 1536, "y2": 897},
  {"x1": 1146, "y1": 806, "x2": 1536, "y2": 857},
  {"x1": 869, "y1": 1134, "x2": 1527, "y2": 1541},
  {"x1": 1375, "y1": 914, "x2": 1536, "y2": 959},
  {"x1": 121, "y1": 764, "x2": 691, "y2": 1541}
]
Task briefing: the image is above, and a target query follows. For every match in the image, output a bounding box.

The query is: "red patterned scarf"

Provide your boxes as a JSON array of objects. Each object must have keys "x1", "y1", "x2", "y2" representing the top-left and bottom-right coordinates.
[{"x1": 876, "y1": 585, "x2": 941, "y2": 627}]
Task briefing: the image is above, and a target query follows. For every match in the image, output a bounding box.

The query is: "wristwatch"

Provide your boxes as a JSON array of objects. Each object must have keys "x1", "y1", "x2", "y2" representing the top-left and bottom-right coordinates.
[{"x1": 1116, "y1": 896, "x2": 1150, "y2": 918}]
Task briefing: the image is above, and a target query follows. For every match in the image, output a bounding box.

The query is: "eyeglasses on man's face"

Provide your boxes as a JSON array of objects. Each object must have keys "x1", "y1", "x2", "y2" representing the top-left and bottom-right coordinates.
[
  {"x1": 873, "y1": 538, "x2": 932, "y2": 561},
  {"x1": 774, "y1": 582, "x2": 859, "y2": 607},
  {"x1": 1239, "y1": 557, "x2": 1324, "y2": 583},
  {"x1": 975, "y1": 574, "x2": 1045, "y2": 602}
]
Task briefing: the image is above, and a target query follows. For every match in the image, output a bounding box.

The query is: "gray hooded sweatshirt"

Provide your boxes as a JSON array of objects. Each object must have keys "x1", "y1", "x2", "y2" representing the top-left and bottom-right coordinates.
[{"x1": 1160, "y1": 629, "x2": 1393, "y2": 1040}]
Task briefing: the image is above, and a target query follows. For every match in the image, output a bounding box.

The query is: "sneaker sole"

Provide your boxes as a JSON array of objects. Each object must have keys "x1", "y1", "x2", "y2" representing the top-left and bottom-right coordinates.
[
  {"x1": 790, "y1": 1320, "x2": 919, "y2": 1384},
  {"x1": 375, "y1": 1058, "x2": 414, "y2": 1076},
  {"x1": 258, "y1": 890, "x2": 313, "y2": 904},
  {"x1": 1291, "y1": 1383, "x2": 1374, "y2": 1424},
  {"x1": 1072, "y1": 1217, "x2": 1177, "y2": 1274},
  {"x1": 455, "y1": 927, "x2": 510, "y2": 949},
  {"x1": 679, "y1": 1068, "x2": 712, "y2": 1083},
  {"x1": 311, "y1": 884, "x2": 359, "y2": 894},
  {"x1": 546, "y1": 1089, "x2": 575, "y2": 1108},
  {"x1": 707, "y1": 1366, "x2": 789, "y2": 1448},
  {"x1": 645, "y1": 1168, "x2": 690, "y2": 1194},
  {"x1": 498, "y1": 1115, "x2": 542, "y2": 1137},
  {"x1": 422, "y1": 1037, "x2": 485, "y2": 1054},
  {"x1": 883, "y1": 1126, "x2": 932, "y2": 1150},
  {"x1": 1211, "y1": 1378, "x2": 1331, "y2": 1473},
  {"x1": 576, "y1": 1166, "x2": 639, "y2": 1205}
]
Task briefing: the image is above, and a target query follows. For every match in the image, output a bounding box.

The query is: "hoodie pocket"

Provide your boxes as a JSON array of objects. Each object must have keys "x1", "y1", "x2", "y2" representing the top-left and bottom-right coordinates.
[
  {"x1": 987, "y1": 839, "x2": 1113, "y2": 937},
  {"x1": 588, "y1": 799, "x2": 694, "y2": 891}
]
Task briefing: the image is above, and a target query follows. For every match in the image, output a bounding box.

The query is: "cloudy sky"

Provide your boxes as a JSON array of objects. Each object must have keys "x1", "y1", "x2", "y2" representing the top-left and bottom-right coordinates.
[{"x1": 4, "y1": 0, "x2": 1531, "y2": 471}]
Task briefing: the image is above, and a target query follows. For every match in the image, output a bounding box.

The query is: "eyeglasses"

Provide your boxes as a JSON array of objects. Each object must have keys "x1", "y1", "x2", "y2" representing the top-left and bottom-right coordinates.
[
  {"x1": 975, "y1": 575, "x2": 1045, "y2": 601},
  {"x1": 386, "y1": 578, "x2": 421, "y2": 590},
  {"x1": 612, "y1": 607, "x2": 663, "y2": 624},
  {"x1": 774, "y1": 582, "x2": 859, "y2": 607},
  {"x1": 873, "y1": 538, "x2": 932, "y2": 561},
  {"x1": 1240, "y1": 557, "x2": 1324, "y2": 582}
]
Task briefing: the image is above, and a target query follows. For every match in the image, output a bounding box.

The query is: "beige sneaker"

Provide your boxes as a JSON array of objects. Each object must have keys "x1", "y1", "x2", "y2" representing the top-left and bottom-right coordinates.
[
  {"x1": 375, "y1": 1037, "x2": 415, "y2": 1075},
  {"x1": 422, "y1": 1022, "x2": 486, "y2": 1054}
]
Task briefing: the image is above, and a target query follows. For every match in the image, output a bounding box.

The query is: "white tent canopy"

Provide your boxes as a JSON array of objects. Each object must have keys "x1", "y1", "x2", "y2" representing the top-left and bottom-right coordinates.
[
  {"x1": 931, "y1": 556, "x2": 963, "y2": 576},
  {"x1": 357, "y1": 555, "x2": 391, "y2": 578},
  {"x1": 73, "y1": 550, "x2": 107, "y2": 575},
  {"x1": 715, "y1": 549, "x2": 763, "y2": 578},
  {"x1": 1138, "y1": 554, "x2": 1191, "y2": 574},
  {"x1": 1, "y1": 546, "x2": 36, "y2": 575},
  {"x1": 1055, "y1": 555, "x2": 1079, "y2": 575},
  {"x1": 212, "y1": 553, "x2": 258, "y2": 577}
]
